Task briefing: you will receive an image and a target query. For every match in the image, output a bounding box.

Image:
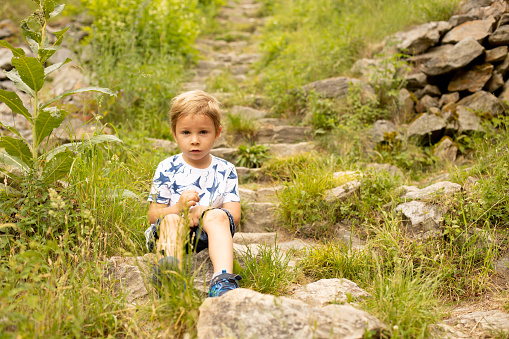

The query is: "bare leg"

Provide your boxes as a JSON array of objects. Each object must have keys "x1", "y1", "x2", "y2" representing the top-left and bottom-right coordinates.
[
  {"x1": 201, "y1": 209, "x2": 233, "y2": 273},
  {"x1": 156, "y1": 214, "x2": 187, "y2": 267}
]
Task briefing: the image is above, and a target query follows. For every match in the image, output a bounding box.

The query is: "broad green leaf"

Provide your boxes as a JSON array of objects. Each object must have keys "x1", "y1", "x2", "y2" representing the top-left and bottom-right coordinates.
[
  {"x1": 35, "y1": 107, "x2": 68, "y2": 146},
  {"x1": 46, "y1": 134, "x2": 123, "y2": 161},
  {"x1": 41, "y1": 87, "x2": 116, "y2": 109},
  {"x1": 40, "y1": 27, "x2": 69, "y2": 64},
  {"x1": 5, "y1": 69, "x2": 35, "y2": 97},
  {"x1": 0, "y1": 41, "x2": 25, "y2": 57},
  {"x1": 26, "y1": 37, "x2": 39, "y2": 55},
  {"x1": 0, "y1": 89, "x2": 32, "y2": 122},
  {"x1": 0, "y1": 121, "x2": 23, "y2": 139},
  {"x1": 42, "y1": 149, "x2": 74, "y2": 183},
  {"x1": 11, "y1": 56, "x2": 45, "y2": 92},
  {"x1": 44, "y1": 58, "x2": 71, "y2": 76},
  {"x1": 0, "y1": 137, "x2": 32, "y2": 166},
  {"x1": 42, "y1": 0, "x2": 56, "y2": 19},
  {"x1": 49, "y1": 4, "x2": 65, "y2": 18},
  {"x1": 0, "y1": 152, "x2": 29, "y2": 172},
  {"x1": 21, "y1": 22, "x2": 42, "y2": 45}
]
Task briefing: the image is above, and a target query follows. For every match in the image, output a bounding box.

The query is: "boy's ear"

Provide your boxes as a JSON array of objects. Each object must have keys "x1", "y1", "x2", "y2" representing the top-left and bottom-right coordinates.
[{"x1": 215, "y1": 126, "x2": 222, "y2": 141}]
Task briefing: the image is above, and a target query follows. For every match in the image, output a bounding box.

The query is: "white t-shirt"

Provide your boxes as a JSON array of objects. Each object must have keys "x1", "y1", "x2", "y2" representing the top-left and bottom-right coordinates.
[{"x1": 148, "y1": 154, "x2": 240, "y2": 208}]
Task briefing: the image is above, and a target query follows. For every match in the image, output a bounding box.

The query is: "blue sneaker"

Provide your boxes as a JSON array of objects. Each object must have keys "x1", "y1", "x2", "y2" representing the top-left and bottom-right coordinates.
[
  {"x1": 152, "y1": 256, "x2": 180, "y2": 289},
  {"x1": 208, "y1": 271, "x2": 242, "y2": 297}
]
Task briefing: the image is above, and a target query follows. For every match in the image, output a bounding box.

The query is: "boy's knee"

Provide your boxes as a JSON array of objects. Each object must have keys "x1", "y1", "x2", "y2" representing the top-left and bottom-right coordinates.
[
  {"x1": 160, "y1": 214, "x2": 183, "y2": 231},
  {"x1": 202, "y1": 209, "x2": 229, "y2": 228}
]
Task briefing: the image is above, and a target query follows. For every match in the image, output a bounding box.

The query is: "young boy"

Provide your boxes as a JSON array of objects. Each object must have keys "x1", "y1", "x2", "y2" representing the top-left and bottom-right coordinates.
[{"x1": 145, "y1": 90, "x2": 241, "y2": 297}]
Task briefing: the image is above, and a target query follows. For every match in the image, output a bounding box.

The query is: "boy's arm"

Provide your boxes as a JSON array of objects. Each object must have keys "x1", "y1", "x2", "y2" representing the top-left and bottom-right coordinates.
[
  {"x1": 222, "y1": 201, "x2": 241, "y2": 227},
  {"x1": 148, "y1": 189, "x2": 200, "y2": 224}
]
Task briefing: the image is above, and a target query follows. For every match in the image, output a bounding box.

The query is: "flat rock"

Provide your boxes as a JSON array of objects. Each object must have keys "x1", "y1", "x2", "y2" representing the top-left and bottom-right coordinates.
[
  {"x1": 446, "y1": 311, "x2": 509, "y2": 332},
  {"x1": 405, "y1": 72, "x2": 428, "y2": 90},
  {"x1": 302, "y1": 76, "x2": 373, "y2": 99},
  {"x1": 442, "y1": 18, "x2": 495, "y2": 44},
  {"x1": 401, "y1": 181, "x2": 461, "y2": 200},
  {"x1": 449, "y1": 14, "x2": 480, "y2": 27},
  {"x1": 485, "y1": 70, "x2": 504, "y2": 92},
  {"x1": 439, "y1": 92, "x2": 460, "y2": 107},
  {"x1": 324, "y1": 181, "x2": 361, "y2": 203},
  {"x1": 392, "y1": 21, "x2": 451, "y2": 55},
  {"x1": 370, "y1": 120, "x2": 398, "y2": 143},
  {"x1": 209, "y1": 147, "x2": 237, "y2": 163},
  {"x1": 415, "y1": 94, "x2": 439, "y2": 113},
  {"x1": 485, "y1": 46, "x2": 508, "y2": 63},
  {"x1": 230, "y1": 105, "x2": 267, "y2": 119},
  {"x1": 457, "y1": 91, "x2": 504, "y2": 116},
  {"x1": 395, "y1": 201, "x2": 444, "y2": 235},
  {"x1": 197, "y1": 288, "x2": 383, "y2": 339},
  {"x1": 292, "y1": 279, "x2": 371, "y2": 307},
  {"x1": 395, "y1": 89, "x2": 414, "y2": 122},
  {"x1": 232, "y1": 53, "x2": 261, "y2": 65},
  {"x1": 422, "y1": 38, "x2": 485, "y2": 76},
  {"x1": 266, "y1": 142, "x2": 315, "y2": 158},
  {"x1": 488, "y1": 25, "x2": 509, "y2": 46},
  {"x1": 448, "y1": 63, "x2": 494, "y2": 92},
  {"x1": 242, "y1": 202, "x2": 278, "y2": 233},
  {"x1": 407, "y1": 113, "x2": 446, "y2": 144},
  {"x1": 257, "y1": 126, "x2": 312, "y2": 144},
  {"x1": 233, "y1": 232, "x2": 277, "y2": 245}
]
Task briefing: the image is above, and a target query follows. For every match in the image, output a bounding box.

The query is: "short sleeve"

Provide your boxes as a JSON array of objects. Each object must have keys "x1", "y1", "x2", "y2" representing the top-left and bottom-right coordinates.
[
  {"x1": 223, "y1": 166, "x2": 240, "y2": 203},
  {"x1": 147, "y1": 162, "x2": 172, "y2": 204}
]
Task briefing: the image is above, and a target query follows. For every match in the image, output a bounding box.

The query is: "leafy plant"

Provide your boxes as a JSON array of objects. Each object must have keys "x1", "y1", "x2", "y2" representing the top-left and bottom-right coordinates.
[
  {"x1": 0, "y1": 0, "x2": 120, "y2": 185},
  {"x1": 236, "y1": 143, "x2": 270, "y2": 168}
]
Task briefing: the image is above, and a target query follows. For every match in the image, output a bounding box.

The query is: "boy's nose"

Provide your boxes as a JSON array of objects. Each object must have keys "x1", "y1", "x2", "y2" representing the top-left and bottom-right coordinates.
[{"x1": 191, "y1": 135, "x2": 199, "y2": 144}]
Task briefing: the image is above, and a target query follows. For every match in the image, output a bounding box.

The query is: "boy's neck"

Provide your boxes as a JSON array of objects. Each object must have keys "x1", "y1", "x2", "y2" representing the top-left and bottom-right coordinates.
[{"x1": 181, "y1": 153, "x2": 213, "y2": 169}]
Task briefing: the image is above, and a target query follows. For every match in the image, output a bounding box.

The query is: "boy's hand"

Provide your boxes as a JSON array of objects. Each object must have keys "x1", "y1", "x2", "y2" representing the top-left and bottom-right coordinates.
[
  {"x1": 177, "y1": 189, "x2": 200, "y2": 212},
  {"x1": 188, "y1": 205, "x2": 210, "y2": 227}
]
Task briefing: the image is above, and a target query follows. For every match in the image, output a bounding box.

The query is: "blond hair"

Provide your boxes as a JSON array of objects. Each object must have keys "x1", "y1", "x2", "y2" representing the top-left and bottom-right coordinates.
[{"x1": 170, "y1": 90, "x2": 222, "y2": 135}]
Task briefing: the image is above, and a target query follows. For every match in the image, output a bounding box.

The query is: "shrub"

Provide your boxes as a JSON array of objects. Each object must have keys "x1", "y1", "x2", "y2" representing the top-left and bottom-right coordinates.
[
  {"x1": 226, "y1": 113, "x2": 258, "y2": 143},
  {"x1": 236, "y1": 143, "x2": 270, "y2": 168}
]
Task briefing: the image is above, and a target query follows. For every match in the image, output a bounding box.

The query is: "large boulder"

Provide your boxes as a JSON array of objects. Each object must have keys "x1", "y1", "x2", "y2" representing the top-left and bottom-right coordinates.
[
  {"x1": 241, "y1": 202, "x2": 278, "y2": 233},
  {"x1": 456, "y1": 105, "x2": 486, "y2": 133},
  {"x1": 407, "y1": 113, "x2": 446, "y2": 145},
  {"x1": 391, "y1": 21, "x2": 451, "y2": 55},
  {"x1": 488, "y1": 25, "x2": 509, "y2": 46},
  {"x1": 456, "y1": 91, "x2": 504, "y2": 116},
  {"x1": 302, "y1": 77, "x2": 373, "y2": 99},
  {"x1": 197, "y1": 288, "x2": 383, "y2": 339},
  {"x1": 441, "y1": 18, "x2": 495, "y2": 44},
  {"x1": 447, "y1": 63, "x2": 494, "y2": 92},
  {"x1": 422, "y1": 38, "x2": 485, "y2": 76},
  {"x1": 400, "y1": 181, "x2": 461, "y2": 200}
]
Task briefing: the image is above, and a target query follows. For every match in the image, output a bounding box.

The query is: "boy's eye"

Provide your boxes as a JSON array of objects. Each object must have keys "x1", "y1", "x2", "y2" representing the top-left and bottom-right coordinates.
[
  {"x1": 181, "y1": 131, "x2": 190, "y2": 135},
  {"x1": 200, "y1": 130, "x2": 208, "y2": 134}
]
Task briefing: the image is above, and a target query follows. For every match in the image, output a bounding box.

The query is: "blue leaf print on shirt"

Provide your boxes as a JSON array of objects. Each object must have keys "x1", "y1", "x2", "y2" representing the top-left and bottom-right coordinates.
[
  {"x1": 190, "y1": 177, "x2": 202, "y2": 190},
  {"x1": 168, "y1": 161, "x2": 184, "y2": 174},
  {"x1": 156, "y1": 172, "x2": 171, "y2": 185},
  {"x1": 229, "y1": 184, "x2": 237, "y2": 194},
  {"x1": 228, "y1": 170, "x2": 237, "y2": 180}
]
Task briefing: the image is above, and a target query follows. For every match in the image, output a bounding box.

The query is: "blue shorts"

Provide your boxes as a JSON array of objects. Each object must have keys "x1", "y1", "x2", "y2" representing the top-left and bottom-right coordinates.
[{"x1": 144, "y1": 208, "x2": 236, "y2": 254}]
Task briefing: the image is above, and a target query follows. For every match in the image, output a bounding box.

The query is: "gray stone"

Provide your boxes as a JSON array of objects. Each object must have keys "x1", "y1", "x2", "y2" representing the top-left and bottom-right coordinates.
[
  {"x1": 49, "y1": 63, "x2": 88, "y2": 94},
  {"x1": 395, "y1": 89, "x2": 415, "y2": 123},
  {"x1": 239, "y1": 187, "x2": 257, "y2": 202},
  {"x1": 448, "y1": 63, "x2": 494, "y2": 92},
  {"x1": 449, "y1": 15, "x2": 480, "y2": 27},
  {"x1": 499, "y1": 79, "x2": 509, "y2": 102},
  {"x1": 483, "y1": 1, "x2": 508, "y2": 21},
  {"x1": 457, "y1": 105, "x2": 485, "y2": 133},
  {"x1": 47, "y1": 47, "x2": 76, "y2": 65},
  {"x1": 409, "y1": 44, "x2": 454, "y2": 65},
  {"x1": 233, "y1": 232, "x2": 277, "y2": 245},
  {"x1": 242, "y1": 202, "x2": 278, "y2": 233},
  {"x1": 366, "y1": 163, "x2": 404, "y2": 178},
  {"x1": 485, "y1": 70, "x2": 504, "y2": 92},
  {"x1": 267, "y1": 142, "x2": 315, "y2": 157},
  {"x1": 395, "y1": 201, "x2": 443, "y2": 235},
  {"x1": 232, "y1": 53, "x2": 261, "y2": 65},
  {"x1": 422, "y1": 84, "x2": 441, "y2": 97},
  {"x1": 236, "y1": 167, "x2": 263, "y2": 181},
  {"x1": 485, "y1": 46, "x2": 508, "y2": 63},
  {"x1": 324, "y1": 181, "x2": 361, "y2": 203},
  {"x1": 292, "y1": 279, "x2": 371, "y2": 307},
  {"x1": 197, "y1": 60, "x2": 227, "y2": 70},
  {"x1": 458, "y1": 0, "x2": 492, "y2": 14},
  {"x1": 442, "y1": 18, "x2": 495, "y2": 44},
  {"x1": 302, "y1": 76, "x2": 373, "y2": 99},
  {"x1": 405, "y1": 72, "x2": 428, "y2": 90},
  {"x1": 422, "y1": 38, "x2": 485, "y2": 76},
  {"x1": 401, "y1": 181, "x2": 461, "y2": 200},
  {"x1": 230, "y1": 105, "x2": 267, "y2": 119},
  {"x1": 415, "y1": 95, "x2": 439, "y2": 113},
  {"x1": 0, "y1": 49, "x2": 13, "y2": 71},
  {"x1": 257, "y1": 126, "x2": 312, "y2": 144},
  {"x1": 447, "y1": 311, "x2": 509, "y2": 332},
  {"x1": 370, "y1": 120, "x2": 398, "y2": 143},
  {"x1": 499, "y1": 13, "x2": 509, "y2": 27},
  {"x1": 197, "y1": 288, "x2": 383, "y2": 339},
  {"x1": 433, "y1": 137, "x2": 458, "y2": 162},
  {"x1": 407, "y1": 113, "x2": 446, "y2": 144},
  {"x1": 392, "y1": 21, "x2": 451, "y2": 55},
  {"x1": 256, "y1": 186, "x2": 282, "y2": 202},
  {"x1": 496, "y1": 54, "x2": 509, "y2": 76},
  {"x1": 210, "y1": 147, "x2": 237, "y2": 163},
  {"x1": 457, "y1": 91, "x2": 504, "y2": 116},
  {"x1": 145, "y1": 138, "x2": 177, "y2": 151},
  {"x1": 488, "y1": 25, "x2": 509, "y2": 46},
  {"x1": 438, "y1": 92, "x2": 460, "y2": 107}
]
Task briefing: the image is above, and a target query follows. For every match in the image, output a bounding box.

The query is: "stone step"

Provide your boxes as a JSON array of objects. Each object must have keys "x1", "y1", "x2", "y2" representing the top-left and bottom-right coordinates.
[
  {"x1": 256, "y1": 125, "x2": 313, "y2": 144},
  {"x1": 230, "y1": 105, "x2": 267, "y2": 119},
  {"x1": 239, "y1": 186, "x2": 282, "y2": 203},
  {"x1": 233, "y1": 232, "x2": 277, "y2": 245},
  {"x1": 241, "y1": 202, "x2": 278, "y2": 233},
  {"x1": 181, "y1": 81, "x2": 207, "y2": 91},
  {"x1": 197, "y1": 60, "x2": 229, "y2": 70}
]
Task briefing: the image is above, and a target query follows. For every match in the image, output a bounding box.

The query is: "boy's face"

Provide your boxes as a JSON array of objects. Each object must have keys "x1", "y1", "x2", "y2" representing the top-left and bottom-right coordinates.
[{"x1": 172, "y1": 114, "x2": 221, "y2": 169}]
